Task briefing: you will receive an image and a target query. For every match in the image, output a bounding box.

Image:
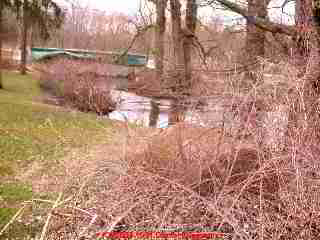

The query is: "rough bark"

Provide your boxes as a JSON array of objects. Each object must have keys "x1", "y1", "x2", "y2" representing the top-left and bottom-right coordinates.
[
  {"x1": 244, "y1": 0, "x2": 270, "y2": 82},
  {"x1": 149, "y1": 0, "x2": 167, "y2": 127},
  {"x1": 155, "y1": 0, "x2": 167, "y2": 81},
  {"x1": 20, "y1": 0, "x2": 28, "y2": 75},
  {"x1": 168, "y1": 0, "x2": 185, "y2": 125},
  {"x1": 214, "y1": 0, "x2": 297, "y2": 36},
  {"x1": 170, "y1": 0, "x2": 184, "y2": 70},
  {"x1": 183, "y1": 0, "x2": 197, "y2": 88},
  {"x1": 295, "y1": 0, "x2": 309, "y2": 26},
  {"x1": 149, "y1": 99, "x2": 160, "y2": 127},
  {"x1": 287, "y1": 0, "x2": 320, "y2": 138},
  {"x1": 246, "y1": 0, "x2": 269, "y2": 59},
  {"x1": 294, "y1": 0, "x2": 311, "y2": 66},
  {"x1": 0, "y1": 5, "x2": 3, "y2": 89}
]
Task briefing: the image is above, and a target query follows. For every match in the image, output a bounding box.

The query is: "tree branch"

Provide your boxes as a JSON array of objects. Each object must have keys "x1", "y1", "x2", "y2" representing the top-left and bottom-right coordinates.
[
  {"x1": 208, "y1": 0, "x2": 297, "y2": 37},
  {"x1": 115, "y1": 24, "x2": 154, "y2": 64}
]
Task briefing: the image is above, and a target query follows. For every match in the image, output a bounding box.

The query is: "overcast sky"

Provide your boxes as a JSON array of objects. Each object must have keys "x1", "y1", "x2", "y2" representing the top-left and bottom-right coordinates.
[{"x1": 56, "y1": 0, "x2": 295, "y2": 24}]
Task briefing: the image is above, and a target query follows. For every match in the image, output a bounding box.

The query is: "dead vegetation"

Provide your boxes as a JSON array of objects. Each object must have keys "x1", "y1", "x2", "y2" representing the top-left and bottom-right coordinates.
[
  {"x1": 0, "y1": 54, "x2": 315, "y2": 240},
  {"x1": 36, "y1": 59, "x2": 117, "y2": 115},
  {"x1": 35, "y1": 118, "x2": 320, "y2": 239}
]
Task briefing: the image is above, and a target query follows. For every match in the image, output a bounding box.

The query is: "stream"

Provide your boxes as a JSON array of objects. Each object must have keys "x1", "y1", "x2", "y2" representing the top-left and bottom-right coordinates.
[{"x1": 108, "y1": 89, "x2": 240, "y2": 130}]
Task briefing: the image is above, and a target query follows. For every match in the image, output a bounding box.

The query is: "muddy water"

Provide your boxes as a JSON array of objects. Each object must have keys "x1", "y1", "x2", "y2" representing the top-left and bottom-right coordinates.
[
  {"x1": 108, "y1": 73, "x2": 289, "y2": 152},
  {"x1": 109, "y1": 90, "x2": 171, "y2": 128},
  {"x1": 109, "y1": 89, "x2": 240, "y2": 129}
]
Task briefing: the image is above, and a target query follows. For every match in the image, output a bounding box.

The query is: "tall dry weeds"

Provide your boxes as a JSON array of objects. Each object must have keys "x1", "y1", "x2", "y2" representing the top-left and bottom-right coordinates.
[
  {"x1": 27, "y1": 59, "x2": 320, "y2": 240},
  {"x1": 37, "y1": 58, "x2": 116, "y2": 115}
]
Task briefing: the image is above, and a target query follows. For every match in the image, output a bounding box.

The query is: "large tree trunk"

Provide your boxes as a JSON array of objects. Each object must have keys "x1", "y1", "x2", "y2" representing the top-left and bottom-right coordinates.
[
  {"x1": 149, "y1": 0, "x2": 168, "y2": 127},
  {"x1": 168, "y1": 0, "x2": 185, "y2": 125},
  {"x1": 183, "y1": 0, "x2": 197, "y2": 89},
  {"x1": 0, "y1": 5, "x2": 3, "y2": 89},
  {"x1": 294, "y1": 0, "x2": 311, "y2": 68},
  {"x1": 244, "y1": 0, "x2": 269, "y2": 82},
  {"x1": 149, "y1": 99, "x2": 160, "y2": 127},
  {"x1": 287, "y1": 1, "x2": 320, "y2": 139},
  {"x1": 295, "y1": 0, "x2": 309, "y2": 26},
  {"x1": 170, "y1": 0, "x2": 184, "y2": 73},
  {"x1": 155, "y1": 0, "x2": 167, "y2": 81},
  {"x1": 20, "y1": 0, "x2": 28, "y2": 75}
]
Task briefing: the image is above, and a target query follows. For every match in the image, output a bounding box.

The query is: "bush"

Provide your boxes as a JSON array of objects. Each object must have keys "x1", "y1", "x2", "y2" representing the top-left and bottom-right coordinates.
[
  {"x1": 37, "y1": 58, "x2": 116, "y2": 115},
  {"x1": 38, "y1": 60, "x2": 320, "y2": 240}
]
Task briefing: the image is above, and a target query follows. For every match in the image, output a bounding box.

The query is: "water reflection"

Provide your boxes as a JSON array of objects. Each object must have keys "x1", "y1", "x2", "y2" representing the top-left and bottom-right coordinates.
[
  {"x1": 109, "y1": 90, "x2": 171, "y2": 128},
  {"x1": 109, "y1": 89, "x2": 240, "y2": 129}
]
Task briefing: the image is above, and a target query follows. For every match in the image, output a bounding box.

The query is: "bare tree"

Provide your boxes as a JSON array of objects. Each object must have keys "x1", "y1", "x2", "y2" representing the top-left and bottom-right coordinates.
[
  {"x1": 170, "y1": 0, "x2": 184, "y2": 71},
  {"x1": 154, "y1": 0, "x2": 168, "y2": 80},
  {"x1": 20, "y1": 0, "x2": 28, "y2": 75},
  {"x1": 19, "y1": 0, "x2": 64, "y2": 75},
  {"x1": 209, "y1": 0, "x2": 320, "y2": 134},
  {"x1": 149, "y1": 0, "x2": 168, "y2": 127},
  {"x1": 184, "y1": 0, "x2": 197, "y2": 86},
  {"x1": 168, "y1": 0, "x2": 199, "y2": 125},
  {"x1": 168, "y1": 0, "x2": 185, "y2": 125},
  {"x1": 245, "y1": 0, "x2": 270, "y2": 81}
]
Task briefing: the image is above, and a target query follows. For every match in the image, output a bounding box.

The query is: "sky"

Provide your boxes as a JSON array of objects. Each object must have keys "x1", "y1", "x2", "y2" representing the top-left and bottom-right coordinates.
[
  {"x1": 56, "y1": 0, "x2": 295, "y2": 25},
  {"x1": 56, "y1": 0, "x2": 140, "y2": 14},
  {"x1": 85, "y1": 0, "x2": 139, "y2": 14}
]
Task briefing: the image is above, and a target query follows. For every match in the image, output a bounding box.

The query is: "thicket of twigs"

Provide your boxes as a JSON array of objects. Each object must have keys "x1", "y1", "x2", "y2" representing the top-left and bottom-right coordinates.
[
  {"x1": 37, "y1": 58, "x2": 116, "y2": 115},
  {"x1": 26, "y1": 58, "x2": 320, "y2": 240}
]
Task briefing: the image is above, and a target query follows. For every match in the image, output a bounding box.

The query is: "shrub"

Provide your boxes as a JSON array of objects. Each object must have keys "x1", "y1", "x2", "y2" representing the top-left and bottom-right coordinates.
[{"x1": 37, "y1": 58, "x2": 116, "y2": 115}]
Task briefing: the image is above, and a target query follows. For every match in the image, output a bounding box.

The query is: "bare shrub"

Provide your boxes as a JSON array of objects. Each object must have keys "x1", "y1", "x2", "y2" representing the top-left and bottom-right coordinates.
[
  {"x1": 32, "y1": 58, "x2": 320, "y2": 240},
  {"x1": 38, "y1": 58, "x2": 116, "y2": 115}
]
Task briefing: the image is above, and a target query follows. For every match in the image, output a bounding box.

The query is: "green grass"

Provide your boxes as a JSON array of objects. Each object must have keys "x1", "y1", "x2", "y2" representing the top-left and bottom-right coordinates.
[
  {"x1": 0, "y1": 71, "x2": 113, "y2": 177},
  {"x1": 0, "y1": 71, "x2": 115, "y2": 239},
  {"x1": 0, "y1": 183, "x2": 33, "y2": 202}
]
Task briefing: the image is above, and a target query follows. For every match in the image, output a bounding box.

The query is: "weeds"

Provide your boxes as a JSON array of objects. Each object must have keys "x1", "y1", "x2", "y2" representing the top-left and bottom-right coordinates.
[
  {"x1": 37, "y1": 59, "x2": 116, "y2": 115},
  {"x1": 3, "y1": 58, "x2": 320, "y2": 239},
  {"x1": 0, "y1": 71, "x2": 116, "y2": 239},
  {"x1": 35, "y1": 60, "x2": 320, "y2": 240}
]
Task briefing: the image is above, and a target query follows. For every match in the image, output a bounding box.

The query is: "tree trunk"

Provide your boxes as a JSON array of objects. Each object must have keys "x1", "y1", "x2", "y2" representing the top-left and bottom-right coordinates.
[
  {"x1": 244, "y1": 0, "x2": 269, "y2": 83},
  {"x1": 169, "y1": 0, "x2": 185, "y2": 125},
  {"x1": 183, "y1": 0, "x2": 197, "y2": 89},
  {"x1": 288, "y1": 1, "x2": 320, "y2": 138},
  {"x1": 149, "y1": 99, "x2": 160, "y2": 127},
  {"x1": 20, "y1": 0, "x2": 28, "y2": 75},
  {"x1": 295, "y1": 0, "x2": 309, "y2": 26},
  {"x1": 0, "y1": 5, "x2": 3, "y2": 89},
  {"x1": 155, "y1": 0, "x2": 167, "y2": 81},
  {"x1": 294, "y1": 0, "x2": 311, "y2": 68},
  {"x1": 170, "y1": 0, "x2": 184, "y2": 72},
  {"x1": 149, "y1": 0, "x2": 168, "y2": 127}
]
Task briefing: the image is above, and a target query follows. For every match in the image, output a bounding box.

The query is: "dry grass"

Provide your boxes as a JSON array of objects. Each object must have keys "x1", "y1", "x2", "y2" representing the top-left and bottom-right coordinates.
[
  {"x1": 36, "y1": 59, "x2": 116, "y2": 115},
  {"x1": 9, "y1": 59, "x2": 320, "y2": 240}
]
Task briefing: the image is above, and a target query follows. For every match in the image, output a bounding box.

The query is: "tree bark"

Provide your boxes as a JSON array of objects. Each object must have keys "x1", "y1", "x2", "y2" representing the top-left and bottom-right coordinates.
[
  {"x1": 0, "y1": 4, "x2": 3, "y2": 89},
  {"x1": 149, "y1": 0, "x2": 167, "y2": 127},
  {"x1": 294, "y1": 0, "x2": 311, "y2": 60},
  {"x1": 170, "y1": 0, "x2": 184, "y2": 70},
  {"x1": 20, "y1": 0, "x2": 28, "y2": 75},
  {"x1": 149, "y1": 99, "x2": 160, "y2": 127},
  {"x1": 214, "y1": 0, "x2": 297, "y2": 36},
  {"x1": 155, "y1": 0, "x2": 167, "y2": 81},
  {"x1": 244, "y1": 0, "x2": 269, "y2": 82},
  {"x1": 183, "y1": 0, "x2": 197, "y2": 89},
  {"x1": 169, "y1": 0, "x2": 186, "y2": 125},
  {"x1": 287, "y1": 0, "x2": 320, "y2": 138}
]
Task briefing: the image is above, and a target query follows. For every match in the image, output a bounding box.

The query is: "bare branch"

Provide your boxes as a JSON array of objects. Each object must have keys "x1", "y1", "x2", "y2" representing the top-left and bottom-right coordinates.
[
  {"x1": 281, "y1": 0, "x2": 295, "y2": 13},
  {"x1": 115, "y1": 24, "x2": 154, "y2": 63},
  {"x1": 208, "y1": 0, "x2": 297, "y2": 36}
]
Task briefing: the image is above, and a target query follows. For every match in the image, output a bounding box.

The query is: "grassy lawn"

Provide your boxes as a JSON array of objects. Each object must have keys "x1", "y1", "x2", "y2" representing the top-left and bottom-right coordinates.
[{"x1": 0, "y1": 71, "x2": 114, "y2": 239}]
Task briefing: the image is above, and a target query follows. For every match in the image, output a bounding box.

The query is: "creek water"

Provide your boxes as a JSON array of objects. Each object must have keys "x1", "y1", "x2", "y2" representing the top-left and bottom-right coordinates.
[
  {"x1": 108, "y1": 89, "x2": 240, "y2": 130},
  {"x1": 109, "y1": 90, "x2": 171, "y2": 128}
]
